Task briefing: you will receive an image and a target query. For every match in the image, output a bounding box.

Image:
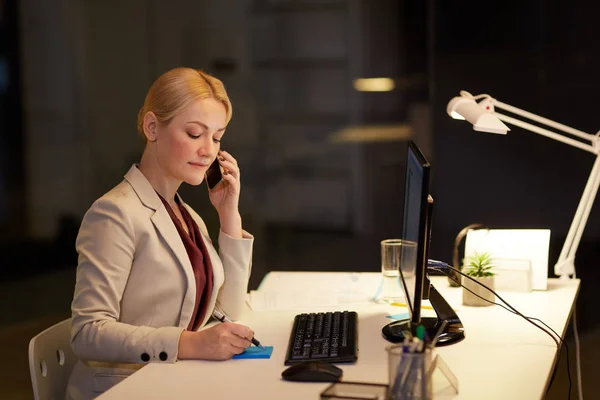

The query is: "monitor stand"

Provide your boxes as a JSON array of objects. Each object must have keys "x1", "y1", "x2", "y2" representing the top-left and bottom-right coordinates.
[{"x1": 381, "y1": 284, "x2": 465, "y2": 346}]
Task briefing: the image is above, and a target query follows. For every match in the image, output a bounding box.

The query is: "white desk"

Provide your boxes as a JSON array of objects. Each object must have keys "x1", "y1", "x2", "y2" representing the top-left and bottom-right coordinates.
[{"x1": 99, "y1": 272, "x2": 579, "y2": 400}]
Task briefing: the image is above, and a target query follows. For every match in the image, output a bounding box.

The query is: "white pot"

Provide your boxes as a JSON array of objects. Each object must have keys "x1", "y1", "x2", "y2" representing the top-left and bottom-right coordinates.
[{"x1": 462, "y1": 276, "x2": 495, "y2": 307}]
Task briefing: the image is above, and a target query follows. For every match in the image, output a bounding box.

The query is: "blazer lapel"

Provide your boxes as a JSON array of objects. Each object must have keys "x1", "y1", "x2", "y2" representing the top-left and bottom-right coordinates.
[
  {"x1": 124, "y1": 165, "x2": 196, "y2": 328},
  {"x1": 150, "y1": 208, "x2": 196, "y2": 327},
  {"x1": 182, "y1": 203, "x2": 224, "y2": 292},
  {"x1": 182, "y1": 202, "x2": 224, "y2": 328}
]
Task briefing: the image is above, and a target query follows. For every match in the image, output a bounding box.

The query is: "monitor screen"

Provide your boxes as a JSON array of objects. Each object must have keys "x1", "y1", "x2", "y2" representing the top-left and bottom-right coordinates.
[
  {"x1": 382, "y1": 140, "x2": 465, "y2": 346},
  {"x1": 400, "y1": 141, "x2": 430, "y2": 323}
]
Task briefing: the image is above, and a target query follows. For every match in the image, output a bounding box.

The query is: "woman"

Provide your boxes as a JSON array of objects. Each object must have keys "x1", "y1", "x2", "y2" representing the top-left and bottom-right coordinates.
[{"x1": 66, "y1": 67, "x2": 254, "y2": 399}]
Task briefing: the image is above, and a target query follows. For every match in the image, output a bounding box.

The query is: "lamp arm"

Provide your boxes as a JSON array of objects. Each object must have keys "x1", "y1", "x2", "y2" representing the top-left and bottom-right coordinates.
[
  {"x1": 452, "y1": 92, "x2": 600, "y2": 278},
  {"x1": 491, "y1": 104, "x2": 600, "y2": 277},
  {"x1": 494, "y1": 112, "x2": 597, "y2": 155},
  {"x1": 493, "y1": 99, "x2": 598, "y2": 144},
  {"x1": 555, "y1": 154, "x2": 600, "y2": 277}
]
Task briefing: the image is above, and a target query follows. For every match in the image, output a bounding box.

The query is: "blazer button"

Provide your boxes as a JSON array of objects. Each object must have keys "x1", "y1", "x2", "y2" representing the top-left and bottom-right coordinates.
[
  {"x1": 141, "y1": 353, "x2": 150, "y2": 362},
  {"x1": 159, "y1": 351, "x2": 168, "y2": 361}
]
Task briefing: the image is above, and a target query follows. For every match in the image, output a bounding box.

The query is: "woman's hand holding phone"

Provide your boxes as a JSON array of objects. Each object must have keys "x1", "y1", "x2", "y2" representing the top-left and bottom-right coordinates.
[
  {"x1": 205, "y1": 157, "x2": 223, "y2": 191},
  {"x1": 207, "y1": 150, "x2": 243, "y2": 238}
]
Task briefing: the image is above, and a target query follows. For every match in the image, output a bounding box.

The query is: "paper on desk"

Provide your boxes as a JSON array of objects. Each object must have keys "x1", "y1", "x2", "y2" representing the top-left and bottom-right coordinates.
[
  {"x1": 386, "y1": 312, "x2": 410, "y2": 320},
  {"x1": 247, "y1": 290, "x2": 372, "y2": 311},
  {"x1": 386, "y1": 309, "x2": 438, "y2": 321}
]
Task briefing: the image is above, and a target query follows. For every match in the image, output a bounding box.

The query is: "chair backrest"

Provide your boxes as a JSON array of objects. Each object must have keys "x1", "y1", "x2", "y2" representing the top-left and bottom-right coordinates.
[{"x1": 29, "y1": 318, "x2": 77, "y2": 400}]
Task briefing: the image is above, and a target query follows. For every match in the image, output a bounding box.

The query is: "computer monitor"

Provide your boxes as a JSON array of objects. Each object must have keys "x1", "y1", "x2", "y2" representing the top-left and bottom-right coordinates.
[
  {"x1": 398, "y1": 141, "x2": 430, "y2": 323},
  {"x1": 381, "y1": 141, "x2": 465, "y2": 346}
]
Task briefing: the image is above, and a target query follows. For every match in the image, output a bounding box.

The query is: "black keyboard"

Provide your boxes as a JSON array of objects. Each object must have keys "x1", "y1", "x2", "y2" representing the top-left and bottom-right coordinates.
[{"x1": 284, "y1": 311, "x2": 358, "y2": 365}]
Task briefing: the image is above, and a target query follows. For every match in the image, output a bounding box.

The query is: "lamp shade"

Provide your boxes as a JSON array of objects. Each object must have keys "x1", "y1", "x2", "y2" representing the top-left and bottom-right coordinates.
[{"x1": 447, "y1": 94, "x2": 510, "y2": 135}]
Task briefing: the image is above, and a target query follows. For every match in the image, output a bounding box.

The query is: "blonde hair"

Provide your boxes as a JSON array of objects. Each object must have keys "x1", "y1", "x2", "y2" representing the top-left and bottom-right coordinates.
[{"x1": 136, "y1": 67, "x2": 232, "y2": 136}]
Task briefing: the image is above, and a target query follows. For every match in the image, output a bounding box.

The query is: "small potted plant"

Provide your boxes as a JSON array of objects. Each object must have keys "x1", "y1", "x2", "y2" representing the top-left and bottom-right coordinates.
[{"x1": 462, "y1": 251, "x2": 496, "y2": 307}]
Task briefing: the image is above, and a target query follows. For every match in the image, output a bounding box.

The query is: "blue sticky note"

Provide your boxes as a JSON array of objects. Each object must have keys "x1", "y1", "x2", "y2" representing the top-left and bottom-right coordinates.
[
  {"x1": 233, "y1": 346, "x2": 274, "y2": 359},
  {"x1": 386, "y1": 313, "x2": 410, "y2": 321}
]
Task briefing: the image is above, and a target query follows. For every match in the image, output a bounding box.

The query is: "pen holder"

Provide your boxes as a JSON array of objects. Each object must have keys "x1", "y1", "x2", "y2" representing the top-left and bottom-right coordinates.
[
  {"x1": 387, "y1": 345, "x2": 432, "y2": 400},
  {"x1": 386, "y1": 345, "x2": 459, "y2": 400}
]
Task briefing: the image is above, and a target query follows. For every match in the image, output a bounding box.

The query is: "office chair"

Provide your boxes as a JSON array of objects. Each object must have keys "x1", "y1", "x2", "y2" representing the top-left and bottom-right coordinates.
[{"x1": 28, "y1": 318, "x2": 77, "y2": 400}]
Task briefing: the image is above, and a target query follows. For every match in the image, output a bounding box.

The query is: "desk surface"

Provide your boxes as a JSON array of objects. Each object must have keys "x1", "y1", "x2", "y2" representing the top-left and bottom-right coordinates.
[{"x1": 99, "y1": 272, "x2": 579, "y2": 400}]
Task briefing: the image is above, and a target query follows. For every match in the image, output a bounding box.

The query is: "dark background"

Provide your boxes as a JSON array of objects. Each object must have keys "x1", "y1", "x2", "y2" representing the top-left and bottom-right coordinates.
[{"x1": 1, "y1": 0, "x2": 599, "y2": 398}]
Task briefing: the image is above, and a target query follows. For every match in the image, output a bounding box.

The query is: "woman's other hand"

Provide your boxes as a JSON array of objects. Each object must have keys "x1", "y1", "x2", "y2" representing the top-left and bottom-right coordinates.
[{"x1": 178, "y1": 322, "x2": 253, "y2": 360}]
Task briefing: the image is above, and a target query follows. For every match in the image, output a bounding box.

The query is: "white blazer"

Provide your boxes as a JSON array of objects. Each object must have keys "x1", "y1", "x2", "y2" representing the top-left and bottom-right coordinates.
[{"x1": 66, "y1": 165, "x2": 253, "y2": 399}]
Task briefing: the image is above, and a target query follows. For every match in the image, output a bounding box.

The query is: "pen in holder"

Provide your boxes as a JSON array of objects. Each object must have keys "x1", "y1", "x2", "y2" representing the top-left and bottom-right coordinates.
[
  {"x1": 387, "y1": 343, "x2": 432, "y2": 400},
  {"x1": 386, "y1": 342, "x2": 458, "y2": 400}
]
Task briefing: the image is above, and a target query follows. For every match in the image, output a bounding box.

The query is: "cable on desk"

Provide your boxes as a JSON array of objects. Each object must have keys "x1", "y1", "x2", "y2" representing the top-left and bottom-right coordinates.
[{"x1": 428, "y1": 263, "x2": 572, "y2": 399}]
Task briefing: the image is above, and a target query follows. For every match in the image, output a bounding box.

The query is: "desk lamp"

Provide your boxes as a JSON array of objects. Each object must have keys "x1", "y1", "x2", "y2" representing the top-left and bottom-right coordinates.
[{"x1": 447, "y1": 90, "x2": 600, "y2": 279}]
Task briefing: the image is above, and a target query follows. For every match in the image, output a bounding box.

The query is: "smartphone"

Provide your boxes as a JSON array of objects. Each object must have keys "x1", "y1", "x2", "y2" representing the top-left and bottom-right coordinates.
[{"x1": 205, "y1": 158, "x2": 223, "y2": 190}]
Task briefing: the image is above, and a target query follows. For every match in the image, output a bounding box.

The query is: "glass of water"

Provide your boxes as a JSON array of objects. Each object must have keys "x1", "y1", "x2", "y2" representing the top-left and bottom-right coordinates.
[{"x1": 373, "y1": 239, "x2": 417, "y2": 304}]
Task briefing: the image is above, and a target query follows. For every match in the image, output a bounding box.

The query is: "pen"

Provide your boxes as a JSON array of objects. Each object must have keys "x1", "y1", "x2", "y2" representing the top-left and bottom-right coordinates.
[
  {"x1": 429, "y1": 320, "x2": 448, "y2": 349},
  {"x1": 415, "y1": 325, "x2": 426, "y2": 343},
  {"x1": 390, "y1": 302, "x2": 435, "y2": 310},
  {"x1": 212, "y1": 309, "x2": 265, "y2": 350}
]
